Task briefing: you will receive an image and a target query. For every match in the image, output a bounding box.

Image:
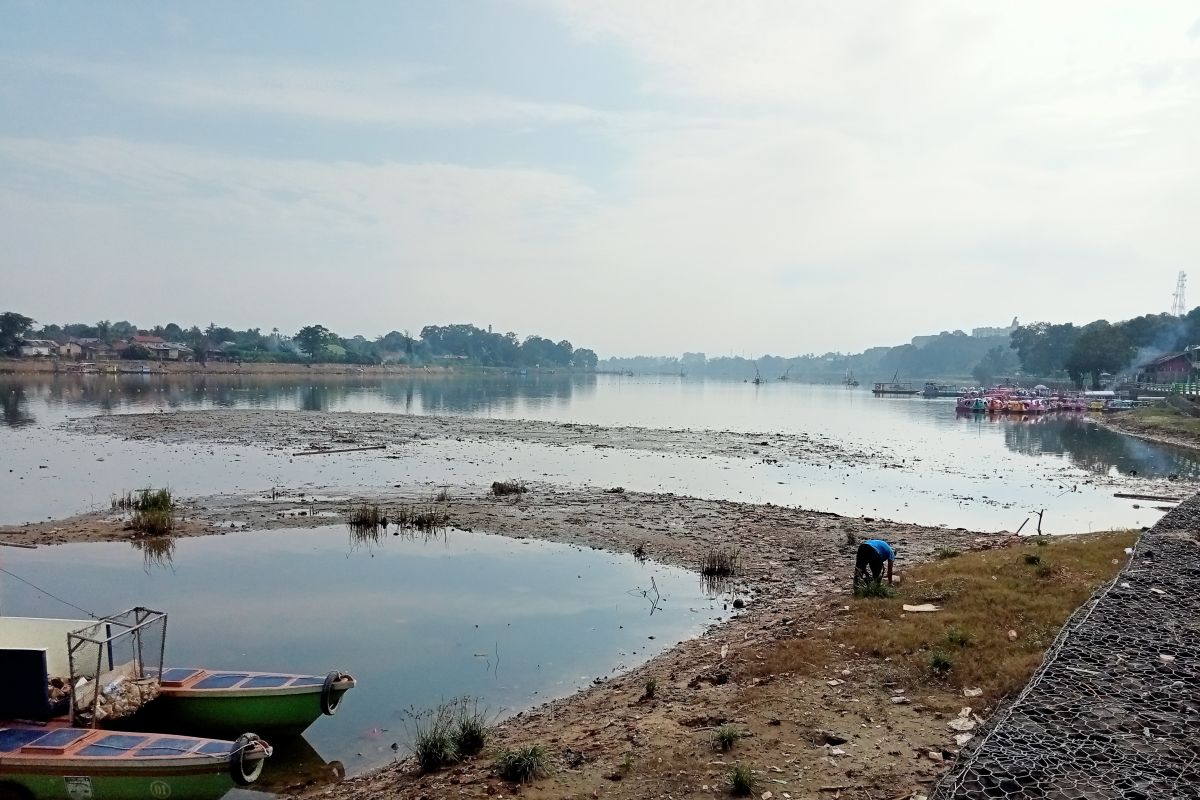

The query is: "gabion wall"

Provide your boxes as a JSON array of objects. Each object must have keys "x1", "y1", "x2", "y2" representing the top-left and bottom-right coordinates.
[{"x1": 930, "y1": 499, "x2": 1200, "y2": 800}]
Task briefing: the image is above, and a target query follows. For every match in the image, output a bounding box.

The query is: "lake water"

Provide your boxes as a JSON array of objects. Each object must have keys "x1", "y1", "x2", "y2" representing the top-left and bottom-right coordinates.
[
  {"x1": 1, "y1": 372, "x2": 1194, "y2": 532},
  {"x1": 0, "y1": 525, "x2": 724, "y2": 791}
]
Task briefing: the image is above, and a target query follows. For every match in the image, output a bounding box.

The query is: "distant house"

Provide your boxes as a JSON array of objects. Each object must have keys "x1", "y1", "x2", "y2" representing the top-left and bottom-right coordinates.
[
  {"x1": 18, "y1": 339, "x2": 57, "y2": 357},
  {"x1": 147, "y1": 342, "x2": 193, "y2": 361},
  {"x1": 1137, "y1": 350, "x2": 1197, "y2": 384},
  {"x1": 131, "y1": 334, "x2": 166, "y2": 346},
  {"x1": 80, "y1": 340, "x2": 114, "y2": 361},
  {"x1": 58, "y1": 341, "x2": 83, "y2": 359}
]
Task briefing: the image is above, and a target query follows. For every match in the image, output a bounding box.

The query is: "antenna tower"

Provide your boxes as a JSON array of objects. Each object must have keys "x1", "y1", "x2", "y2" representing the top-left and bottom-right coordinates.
[{"x1": 1171, "y1": 271, "x2": 1188, "y2": 316}]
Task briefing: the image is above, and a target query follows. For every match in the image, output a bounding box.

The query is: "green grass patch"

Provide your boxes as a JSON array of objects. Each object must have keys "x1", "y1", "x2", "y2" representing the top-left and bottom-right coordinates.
[
  {"x1": 495, "y1": 745, "x2": 550, "y2": 784},
  {"x1": 726, "y1": 763, "x2": 755, "y2": 796},
  {"x1": 711, "y1": 725, "x2": 741, "y2": 752}
]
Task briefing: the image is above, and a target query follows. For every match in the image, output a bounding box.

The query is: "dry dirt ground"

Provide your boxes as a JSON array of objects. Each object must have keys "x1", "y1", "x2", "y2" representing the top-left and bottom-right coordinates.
[{"x1": 1101, "y1": 407, "x2": 1200, "y2": 453}]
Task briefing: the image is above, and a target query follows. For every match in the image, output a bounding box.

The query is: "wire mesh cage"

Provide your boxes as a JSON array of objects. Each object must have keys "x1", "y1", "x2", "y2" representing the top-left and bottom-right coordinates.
[{"x1": 68, "y1": 607, "x2": 167, "y2": 727}]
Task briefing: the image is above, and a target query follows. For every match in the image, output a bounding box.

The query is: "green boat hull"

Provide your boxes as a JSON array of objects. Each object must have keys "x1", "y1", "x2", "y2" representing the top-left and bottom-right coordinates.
[
  {"x1": 2, "y1": 770, "x2": 234, "y2": 800},
  {"x1": 138, "y1": 688, "x2": 350, "y2": 736}
]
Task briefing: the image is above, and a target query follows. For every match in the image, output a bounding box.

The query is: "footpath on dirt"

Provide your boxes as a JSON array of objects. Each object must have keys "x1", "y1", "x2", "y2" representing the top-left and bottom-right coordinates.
[{"x1": 931, "y1": 494, "x2": 1200, "y2": 799}]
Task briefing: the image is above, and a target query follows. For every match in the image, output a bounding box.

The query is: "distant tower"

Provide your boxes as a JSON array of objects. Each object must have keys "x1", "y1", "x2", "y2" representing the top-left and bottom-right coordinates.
[{"x1": 1171, "y1": 271, "x2": 1188, "y2": 316}]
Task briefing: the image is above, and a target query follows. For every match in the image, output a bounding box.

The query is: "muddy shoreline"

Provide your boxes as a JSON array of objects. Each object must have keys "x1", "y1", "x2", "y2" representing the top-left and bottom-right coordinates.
[{"x1": 1097, "y1": 410, "x2": 1200, "y2": 453}]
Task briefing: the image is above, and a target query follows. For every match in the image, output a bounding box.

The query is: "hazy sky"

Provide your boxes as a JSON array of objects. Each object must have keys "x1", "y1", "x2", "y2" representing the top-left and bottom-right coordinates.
[{"x1": 2, "y1": 2, "x2": 1198, "y2": 357}]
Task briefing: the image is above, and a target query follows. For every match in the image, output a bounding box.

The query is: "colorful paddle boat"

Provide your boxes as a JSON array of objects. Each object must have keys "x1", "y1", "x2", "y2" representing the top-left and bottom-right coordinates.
[{"x1": 0, "y1": 725, "x2": 271, "y2": 800}]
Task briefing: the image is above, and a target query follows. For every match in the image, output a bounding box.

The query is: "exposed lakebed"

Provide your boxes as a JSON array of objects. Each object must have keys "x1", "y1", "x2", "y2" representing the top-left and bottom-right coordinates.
[{"x1": 0, "y1": 525, "x2": 726, "y2": 789}]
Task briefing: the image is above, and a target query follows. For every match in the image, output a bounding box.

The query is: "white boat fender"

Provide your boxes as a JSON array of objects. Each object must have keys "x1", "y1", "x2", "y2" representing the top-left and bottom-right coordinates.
[
  {"x1": 230, "y1": 733, "x2": 268, "y2": 786},
  {"x1": 321, "y1": 671, "x2": 349, "y2": 716}
]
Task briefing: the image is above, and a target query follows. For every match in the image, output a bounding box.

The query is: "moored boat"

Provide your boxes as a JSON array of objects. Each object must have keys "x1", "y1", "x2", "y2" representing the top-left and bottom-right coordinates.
[
  {"x1": 133, "y1": 668, "x2": 355, "y2": 736},
  {"x1": 0, "y1": 724, "x2": 271, "y2": 800}
]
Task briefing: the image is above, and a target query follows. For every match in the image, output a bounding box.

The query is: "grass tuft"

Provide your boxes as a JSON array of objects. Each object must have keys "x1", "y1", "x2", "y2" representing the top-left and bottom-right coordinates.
[
  {"x1": 495, "y1": 745, "x2": 549, "y2": 784},
  {"x1": 726, "y1": 763, "x2": 755, "y2": 796},
  {"x1": 395, "y1": 503, "x2": 451, "y2": 531},
  {"x1": 1023, "y1": 552, "x2": 1041, "y2": 565},
  {"x1": 491, "y1": 479, "x2": 528, "y2": 497},
  {"x1": 853, "y1": 581, "x2": 894, "y2": 599},
  {"x1": 944, "y1": 626, "x2": 973, "y2": 648},
  {"x1": 935, "y1": 546, "x2": 961, "y2": 560},
  {"x1": 929, "y1": 650, "x2": 954, "y2": 674},
  {"x1": 700, "y1": 548, "x2": 741, "y2": 577},
  {"x1": 409, "y1": 705, "x2": 458, "y2": 774},
  {"x1": 452, "y1": 700, "x2": 490, "y2": 757},
  {"x1": 711, "y1": 725, "x2": 740, "y2": 752},
  {"x1": 642, "y1": 678, "x2": 657, "y2": 700},
  {"x1": 346, "y1": 503, "x2": 385, "y2": 528},
  {"x1": 433, "y1": 488, "x2": 453, "y2": 503}
]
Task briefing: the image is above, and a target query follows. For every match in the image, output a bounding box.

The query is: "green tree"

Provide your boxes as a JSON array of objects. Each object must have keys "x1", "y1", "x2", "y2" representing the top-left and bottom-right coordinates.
[
  {"x1": 1064, "y1": 321, "x2": 1135, "y2": 389},
  {"x1": 295, "y1": 325, "x2": 332, "y2": 360},
  {"x1": 572, "y1": 348, "x2": 598, "y2": 370},
  {"x1": 0, "y1": 312, "x2": 35, "y2": 355},
  {"x1": 1010, "y1": 322, "x2": 1079, "y2": 377},
  {"x1": 971, "y1": 345, "x2": 1020, "y2": 386}
]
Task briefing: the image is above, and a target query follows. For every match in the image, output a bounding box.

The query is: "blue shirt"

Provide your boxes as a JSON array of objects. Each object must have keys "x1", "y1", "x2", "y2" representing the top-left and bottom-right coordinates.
[{"x1": 864, "y1": 539, "x2": 895, "y2": 561}]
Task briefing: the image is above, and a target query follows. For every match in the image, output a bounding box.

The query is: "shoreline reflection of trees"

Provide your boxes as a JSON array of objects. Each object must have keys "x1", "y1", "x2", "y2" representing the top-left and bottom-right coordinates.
[
  {"x1": 998, "y1": 414, "x2": 1200, "y2": 478},
  {"x1": 2, "y1": 373, "x2": 597, "y2": 419}
]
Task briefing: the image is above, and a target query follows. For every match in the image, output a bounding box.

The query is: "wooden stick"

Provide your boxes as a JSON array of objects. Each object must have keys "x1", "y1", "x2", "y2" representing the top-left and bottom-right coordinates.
[
  {"x1": 1113, "y1": 492, "x2": 1182, "y2": 502},
  {"x1": 293, "y1": 445, "x2": 386, "y2": 456},
  {"x1": 0, "y1": 541, "x2": 37, "y2": 549}
]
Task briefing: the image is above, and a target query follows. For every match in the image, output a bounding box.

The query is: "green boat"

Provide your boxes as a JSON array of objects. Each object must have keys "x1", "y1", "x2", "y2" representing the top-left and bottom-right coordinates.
[
  {"x1": 134, "y1": 667, "x2": 356, "y2": 736},
  {"x1": 0, "y1": 609, "x2": 355, "y2": 739},
  {"x1": 0, "y1": 724, "x2": 272, "y2": 800}
]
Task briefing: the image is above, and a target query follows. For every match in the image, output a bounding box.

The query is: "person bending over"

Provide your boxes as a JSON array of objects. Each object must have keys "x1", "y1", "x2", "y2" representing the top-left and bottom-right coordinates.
[{"x1": 855, "y1": 538, "x2": 895, "y2": 587}]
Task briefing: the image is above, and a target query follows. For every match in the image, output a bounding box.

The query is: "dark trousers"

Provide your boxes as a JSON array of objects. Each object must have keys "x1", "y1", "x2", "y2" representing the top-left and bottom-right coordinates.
[{"x1": 854, "y1": 542, "x2": 885, "y2": 585}]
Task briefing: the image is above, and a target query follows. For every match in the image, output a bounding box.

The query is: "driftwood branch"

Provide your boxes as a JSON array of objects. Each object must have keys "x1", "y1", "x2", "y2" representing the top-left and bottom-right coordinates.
[{"x1": 293, "y1": 445, "x2": 386, "y2": 456}]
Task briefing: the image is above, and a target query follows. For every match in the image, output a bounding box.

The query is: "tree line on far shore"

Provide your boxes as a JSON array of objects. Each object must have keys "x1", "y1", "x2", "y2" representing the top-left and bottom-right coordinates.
[
  {"x1": 600, "y1": 309, "x2": 1200, "y2": 389},
  {"x1": 0, "y1": 313, "x2": 599, "y2": 370}
]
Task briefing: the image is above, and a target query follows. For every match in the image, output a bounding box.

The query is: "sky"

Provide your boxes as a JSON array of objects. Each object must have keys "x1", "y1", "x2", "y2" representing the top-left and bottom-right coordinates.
[{"x1": 1, "y1": 1, "x2": 1198, "y2": 357}]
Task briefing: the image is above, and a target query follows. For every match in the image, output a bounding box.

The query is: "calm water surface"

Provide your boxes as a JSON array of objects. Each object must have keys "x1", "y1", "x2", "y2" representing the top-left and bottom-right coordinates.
[
  {"x1": 0, "y1": 525, "x2": 723, "y2": 790},
  {"x1": 4, "y1": 374, "x2": 1195, "y2": 534},
  {"x1": 1, "y1": 373, "x2": 1194, "y2": 531}
]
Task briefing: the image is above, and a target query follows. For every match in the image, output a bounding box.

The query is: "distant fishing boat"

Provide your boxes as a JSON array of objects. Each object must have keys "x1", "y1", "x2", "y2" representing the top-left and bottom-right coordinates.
[
  {"x1": 872, "y1": 381, "x2": 919, "y2": 396},
  {"x1": 843, "y1": 370, "x2": 859, "y2": 387}
]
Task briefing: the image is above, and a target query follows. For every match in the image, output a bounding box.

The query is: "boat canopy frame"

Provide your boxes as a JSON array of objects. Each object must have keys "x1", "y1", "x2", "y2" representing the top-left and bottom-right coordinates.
[{"x1": 67, "y1": 607, "x2": 168, "y2": 727}]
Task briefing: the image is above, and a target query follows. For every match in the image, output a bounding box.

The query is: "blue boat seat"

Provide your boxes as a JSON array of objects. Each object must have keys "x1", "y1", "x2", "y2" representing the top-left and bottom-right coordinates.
[{"x1": 0, "y1": 648, "x2": 67, "y2": 720}]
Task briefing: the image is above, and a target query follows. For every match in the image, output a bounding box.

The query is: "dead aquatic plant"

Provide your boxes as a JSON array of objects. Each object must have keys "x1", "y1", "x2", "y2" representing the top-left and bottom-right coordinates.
[
  {"x1": 491, "y1": 479, "x2": 528, "y2": 497},
  {"x1": 433, "y1": 488, "x2": 453, "y2": 503},
  {"x1": 394, "y1": 503, "x2": 451, "y2": 531},
  {"x1": 700, "y1": 548, "x2": 741, "y2": 577},
  {"x1": 346, "y1": 503, "x2": 385, "y2": 528},
  {"x1": 632, "y1": 541, "x2": 649, "y2": 562}
]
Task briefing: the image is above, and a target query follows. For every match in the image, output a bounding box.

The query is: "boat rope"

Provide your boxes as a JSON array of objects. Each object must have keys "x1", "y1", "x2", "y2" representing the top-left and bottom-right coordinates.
[{"x1": 0, "y1": 566, "x2": 99, "y2": 619}]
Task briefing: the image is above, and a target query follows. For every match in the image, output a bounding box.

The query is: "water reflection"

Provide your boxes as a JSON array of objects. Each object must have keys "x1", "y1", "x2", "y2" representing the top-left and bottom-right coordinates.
[
  {"x1": 130, "y1": 536, "x2": 176, "y2": 572},
  {"x1": 2, "y1": 385, "x2": 34, "y2": 427}
]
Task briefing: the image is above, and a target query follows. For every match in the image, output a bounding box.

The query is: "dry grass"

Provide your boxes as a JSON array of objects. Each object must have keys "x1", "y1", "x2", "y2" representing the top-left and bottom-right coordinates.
[
  {"x1": 491, "y1": 479, "x2": 528, "y2": 497},
  {"x1": 756, "y1": 531, "x2": 1138, "y2": 704},
  {"x1": 700, "y1": 548, "x2": 741, "y2": 577}
]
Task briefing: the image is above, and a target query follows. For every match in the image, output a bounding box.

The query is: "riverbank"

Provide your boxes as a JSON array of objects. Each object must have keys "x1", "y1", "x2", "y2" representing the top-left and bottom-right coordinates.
[
  {"x1": 1101, "y1": 405, "x2": 1200, "y2": 452},
  {"x1": 291, "y1": 525, "x2": 1136, "y2": 800}
]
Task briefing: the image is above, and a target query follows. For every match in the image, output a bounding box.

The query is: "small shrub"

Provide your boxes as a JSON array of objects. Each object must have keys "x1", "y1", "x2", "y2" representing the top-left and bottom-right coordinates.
[
  {"x1": 496, "y1": 745, "x2": 549, "y2": 784},
  {"x1": 643, "y1": 678, "x2": 657, "y2": 700},
  {"x1": 604, "y1": 486, "x2": 626, "y2": 494},
  {"x1": 1035, "y1": 535, "x2": 1049, "y2": 547},
  {"x1": 1035, "y1": 562, "x2": 1054, "y2": 579},
  {"x1": 726, "y1": 762, "x2": 755, "y2": 796},
  {"x1": 711, "y1": 725, "x2": 741, "y2": 752},
  {"x1": 433, "y1": 488, "x2": 453, "y2": 503},
  {"x1": 853, "y1": 581, "x2": 894, "y2": 599},
  {"x1": 929, "y1": 650, "x2": 954, "y2": 674},
  {"x1": 945, "y1": 626, "x2": 973, "y2": 648},
  {"x1": 632, "y1": 541, "x2": 648, "y2": 561},
  {"x1": 410, "y1": 707, "x2": 458, "y2": 773},
  {"x1": 700, "y1": 548, "x2": 741, "y2": 577},
  {"x1": 452, "y1": 701, "x2": 489, "y2": 757},
  {"x1": 845, "y1": 530, "x2": 857, "y2": 546},
  {"x1": 491, "y1": 479, "x2": 528, "y2": 497},
  {"x1": 136, "y1": 488, "x2": 174, "y2": 513},
  {"x1": 935, "y1": 546, "x2": 961, "y2": 560},
  {"x1": 1024, "y1": 553, "x2": 1041, "y2": 565}
]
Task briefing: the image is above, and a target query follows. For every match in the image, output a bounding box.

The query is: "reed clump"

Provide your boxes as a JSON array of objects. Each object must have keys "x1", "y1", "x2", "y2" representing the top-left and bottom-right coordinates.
[
  {"x1": 491, "y1": 479, "x2": 528, "y2": 497},
  {"x1": 726, "y1": 762, "x2": 755, "y2": 796},
  {"x1": 346, "y1": 503, "x2": 385, "y2": 528},
  {"x1": 700, "y1": 548, "x2": 740, "y2": 577},
  {"x1": 395, "y1": 503, "x2": 451, "y2": 531},
  {"x1": 121, "y1": 488, "x2": 176, "y2": 536}
]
